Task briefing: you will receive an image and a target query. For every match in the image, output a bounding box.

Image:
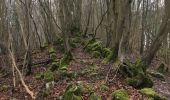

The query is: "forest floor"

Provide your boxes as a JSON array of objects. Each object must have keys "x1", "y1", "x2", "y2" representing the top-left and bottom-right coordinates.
[{"x1": 0, "y1": 46, "x2": 170, "y2": 100}]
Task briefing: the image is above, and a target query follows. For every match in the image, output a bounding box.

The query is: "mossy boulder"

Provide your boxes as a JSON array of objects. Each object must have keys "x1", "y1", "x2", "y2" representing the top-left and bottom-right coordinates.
[
  {"x1": 119, "y1": 60, "x2": 153, "y2": 89},
  {"x1": 112, "y1": 89, "x2": 129, "y2": 100},
  {"x1": 92, "y1": 51, "x2": 101, "y2": 58},
  {"x1": 148, "y1": 71, "x2": 165, "y2": 80},
  {"x1": 44, "y1": 70, "x2": 54, "y2": 82},
  {"x1": 89, "y1": 92, "x2": 102, "y2": 100},
  {"x1": 63, "y1": 83, "x2": 83, "y2": 100},
  {"x1": 50, "y1": 62, "x2": 59, "y2": 71},
  {"x1": 0, "y1": 85, "x2": 9, "y2": 92},
  {"x1": 126, "y1": 75, "x2": 153, "y2": 89},
  {"x1": 86, "y1": 41, "x2": 102, "y2": 52},
  {"x1": 50, "y1": 53, "x2": 57, "y2": 60},
  {"x1": 102, "y1": 48, "x2": 112, "y2": 58},
  {"x1": 140, "y1": 88, "x2": 167, "y2": 100},
  {"x1": 102, "y1": 48, "x2": 118, "y2": 64}
]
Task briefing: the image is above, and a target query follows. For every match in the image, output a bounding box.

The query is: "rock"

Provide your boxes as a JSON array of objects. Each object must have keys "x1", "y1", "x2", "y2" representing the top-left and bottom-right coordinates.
[
  {"x1": 112, "y1": 89, "x2": 129, "y2": 100},
  {"x1": 149, "y1": 71, "x2": 165, "y2": 80},
  {"x1": 140, "y1": 88, "x2": 167, "y2": 100},
  {"x1": 89, "y1": 92, "x2": 102, "y2": 100}
]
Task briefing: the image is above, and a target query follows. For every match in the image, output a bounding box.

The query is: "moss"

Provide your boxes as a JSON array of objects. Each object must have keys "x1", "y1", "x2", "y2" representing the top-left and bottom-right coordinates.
[
  {"x1": 100, "y1": 84, "x2": 109, "y2": 91},
  {"x1": 140, "y1": 88, "x2": 167, "y2": 100},
  {"x1": 44, "y1": 70, "x2": 54, "y2": 82},
  {"x1": 86, "y1": 40, "x2": 103, "y2": 54},
  {"x1": 50, "y1": 53, "x2": 57, "y2": 60},
  {"x1": 126, "y1": 75, "x2": 153, "y2": 89},
  {"x1": 54, "y1": 36, "x2": 64, "y2": 45},
  {"x1": 89, "y1": 92, "x2": 102, "y2": 100},
  {"x1": 72, "y1": 37, "x2": 81, "y2": 43},
  {"x1": 149, "y1": 71, "x2": 164, "y2": 80},
  {"x1": 142, "y1": 76, "x2": 153, "y2": 88},
  {"x1": 102, "y1": 48, "x2": 112, "y2": 58},
  {"x1": 63, "y1": 83, "x2": 83, "y2": 100},
  {"x1": 102, "y1": 48, "x2": 118, "y2": 64},
  {"x1": 48, "y1": 47, "x2": 56, "y2": 54},
  {"x1": 0, "y1": 85, "x2": 9, "y2": 92},
  {"x1": 50, "y1": 62, "x2": 59, "y2": 71},
  {"x1": 126, "y1": 78, "x2": 139, "y2": 88},
  {"x1": 40, "y1": 43, "x2": 48, "y2": 50},
  {"x1": 119, "y1": 59, "x2": 153, "y2": 89},
  {"x1": 112, "y1": 89, "x2": 129, "y2": 100},
  {"x1": 92, "y1": 51, "x2": 101, "y2": 58}
]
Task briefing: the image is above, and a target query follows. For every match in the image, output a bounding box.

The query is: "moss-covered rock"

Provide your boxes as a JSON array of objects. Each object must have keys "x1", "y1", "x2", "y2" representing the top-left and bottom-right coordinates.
[
  {"x1": 126, "y1": 74, "x2": 153, "y2": 89},
  {"x1": 63, "y1": 83, "x2": 83, "y2": 100},
  {"x1": 119, "y1": 60, "x2": 153, "y2": 89},
  {"x1": 49, "y1": 53, "x2": 57, "y2": 60},
  {"x1": 43, "y1": 70, "x2": 54, "y2": 82},
  {"x1": 102, "y1": 48, "x2": 118, "y2": 64},
  {"x1": 86, "y1": 40, "x2": 103, "y2": 53},
  {"x1": 92, "y1": 51, "x2": 101, "y2": 58},
  {"x1": 89, "y1": 92, "x2": 102, "y2": 100},
  {"x1": 0, "y1": 85, "x2": 9, "y2": 92},
  {"x1": 50, "y1": 62, "x2": 59, "y2": 71},
  {"x1": 48, "y1": 47, "x2": 56, "y2": 54},
  {"x1": 140, "y1": 88, "x2": 167, "y2": 100},
  {"x1": 102, "y1": 48, "x2": 112, "y2": 58},
  {"x1": 112, "y1": 89, "x2": 129, "y2": 100},
  {"x1": 149, "y1": 71, "x2": 165, "y2": 80}
]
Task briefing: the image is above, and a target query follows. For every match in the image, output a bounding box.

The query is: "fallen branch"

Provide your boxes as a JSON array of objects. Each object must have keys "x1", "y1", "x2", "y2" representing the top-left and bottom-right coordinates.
[{"x1": 9, "y1": 49, "x2": 35, "y2": 99}]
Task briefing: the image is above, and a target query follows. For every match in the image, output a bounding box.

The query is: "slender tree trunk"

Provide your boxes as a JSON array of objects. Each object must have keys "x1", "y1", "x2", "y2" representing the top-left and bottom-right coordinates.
[{"x1": 142, "y1": 0, "x2": 170, "y2": 68}]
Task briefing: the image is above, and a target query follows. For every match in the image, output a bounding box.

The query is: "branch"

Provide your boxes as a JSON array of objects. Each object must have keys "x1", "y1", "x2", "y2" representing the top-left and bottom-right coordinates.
[{"x1": 9, "y1": 49, "x2": 35, "y2": 99}]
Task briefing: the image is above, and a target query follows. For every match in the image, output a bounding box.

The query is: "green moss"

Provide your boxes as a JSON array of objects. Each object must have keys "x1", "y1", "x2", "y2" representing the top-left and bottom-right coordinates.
[
  {"x1": 50, "y1": 53, "x2": 57, "y2": 60},
  {"x1": 126, "y1": 75, "x2": 153, "y2": 89},
  {"x1": 102, "y1": 48, "x2": 112, "y2": 58},
  {"x1": 149, "y1": 71, "x2": 164, "y2": 80},
  {"x1": 100, "y1": 84, "x2": 109, "y2": 91},
  {"x1": 89, "y1": 92, "x2": 102, "y2": 100},
  {"x1": 40, "y1": 43, "x2": 48, "y2": 50},
  {"x1": 112, "y1": 89, "x2": 129, "y2": 100},
  {"x1": 85, "y1": 40, "x2": 103, "y2": 54},
  {"x1": 126, "y1": 78, "x2": 139, "y2": 88},
  {"x1": 54, "y1": 36, "x2": 64, "y2": 45},
  {"x1": 142, "y1": 76, "x2": 153, "y2": 88},
  {"x1": 0, "y1": 85, "x2": 9, "y2": 92},
  {"x1": 44, "y1": 70, "x2": 54, "y2": 82},
  {"x1": 92, "y1": 51, "x2": 101, "y2": 58},
  {"x1": 63, "y1": 83, "x2": 83, "y2": 100},
  {"x1": 119, "y1": 59, "x2": 153, "y2": 89},
  {"x1": 48, "y1": 47, "x2": 56, "y2": 54},
  {"x1": 102, "y1": 48, "x2": 118, "y2": 64},
  {"x1": 50, "y1": 62, "x2": 59, "y2": 71},
  {"x1": 140, "y1": 88, "x2": 167, "y2": 100}
]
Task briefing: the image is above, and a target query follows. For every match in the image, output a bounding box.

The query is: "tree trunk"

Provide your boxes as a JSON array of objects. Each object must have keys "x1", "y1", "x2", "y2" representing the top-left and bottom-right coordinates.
[{"x1": 142, "y1": 0, "x2": 170, "y2": 68}]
